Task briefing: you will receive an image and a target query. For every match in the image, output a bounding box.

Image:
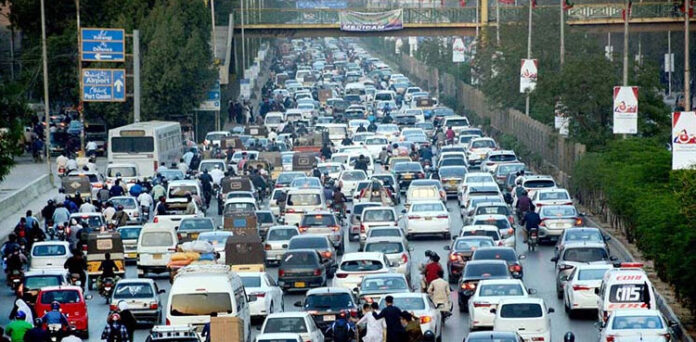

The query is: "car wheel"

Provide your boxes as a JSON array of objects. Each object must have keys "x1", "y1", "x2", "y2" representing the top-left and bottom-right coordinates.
[{"x1": 406, "y1": 233, "x2": 413, "y2": 241}]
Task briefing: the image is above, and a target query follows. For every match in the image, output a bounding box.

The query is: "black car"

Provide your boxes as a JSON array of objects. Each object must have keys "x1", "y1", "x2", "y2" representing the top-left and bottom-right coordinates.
[
  {"x1": 278, "y1": 249, "x2": 329, "y2": 292},
  {"x1": 464, "y1": 331, "x2": 524, "y2": 342},
  {"x1": 471, "y1": 247, "x2": 524, "y2": 279},
  {"x1": 457, "y1": 260, "x2": 511, "y2": 312},
  {"x1": 444, "y1": 236, "x2": 496, "y2": 283},
  {"x1": 392, "y1": 162, "x2": 425, "y2": 190},
  {"x1": 295, "y1": 287, "x2": 360, "y2": 338}
]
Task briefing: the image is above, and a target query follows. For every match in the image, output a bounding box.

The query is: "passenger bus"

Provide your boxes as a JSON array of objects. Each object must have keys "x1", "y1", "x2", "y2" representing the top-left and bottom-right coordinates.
[{"x1": 107, "y1": 121, "x2": 182, "y2": 178}]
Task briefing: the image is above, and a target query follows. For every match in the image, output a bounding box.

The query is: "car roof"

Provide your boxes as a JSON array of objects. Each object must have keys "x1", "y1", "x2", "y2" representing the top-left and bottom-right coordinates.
[
  {"x1": 465, "y1": 259, "x2": 509, "y2": 266},
  {"x1": 24, "y1": 270, "x2": 68, "y2": 277},
  {"x1": 38, "y1": 285, "x2": 83, "y2": 293},
  {"x1": 467, "y1": 331, "x2": 520, "y2": 339},
  {"x1": 31, "y1": 241, "x2": 70, "y2": 248},
  {"x1": 306, "y1": 287, "x2": 353, "y2": 295},
  {"x1": 266, "y1": 312, "x2": 311, "y2": 318},
  {"x1": 386, "y1": 292, "x2": 427, "y2": 299},
  {"x1": 498, "y1": 297, "x2": 544, "y2": 305}
]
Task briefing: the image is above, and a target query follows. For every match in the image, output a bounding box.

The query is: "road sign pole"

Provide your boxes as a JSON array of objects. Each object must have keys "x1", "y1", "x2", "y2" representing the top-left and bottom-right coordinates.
[
  {"x1": 685, "y1": 0, "x2": 691, "y2": 111},
  {"x1": 134, "y1": 29, "x2": 141, "y2": 123},
  {"x1": 668, "y1": 30, "x2": 672, "y2": 97},
  {"x1": 40, "y1": 0, "x2": 52, "y2": 180},
  {"x1": 76, "y1": 0, "x2": 85, "y2": 154},
  {"x1": 525, "y1": 0, "x2": 533, "y2": 117}
]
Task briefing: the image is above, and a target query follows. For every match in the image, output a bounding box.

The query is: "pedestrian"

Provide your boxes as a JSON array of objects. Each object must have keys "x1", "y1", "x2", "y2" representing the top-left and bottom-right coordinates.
[
  {"x1": 8, "y1": 299, "x2": 33, "y2": 326},
  {"x1": 372, "y1": 295, "x2": 405, "y2": 342},
  {"x1": 116, "y1": 301, "x2": 137, "y2": 341},
  {"x1": 357, "y1": 303, "x2": 383, "y2": 342},
  {"x1": 400, "y1": 311, "x2": 423, "y2": 342}
]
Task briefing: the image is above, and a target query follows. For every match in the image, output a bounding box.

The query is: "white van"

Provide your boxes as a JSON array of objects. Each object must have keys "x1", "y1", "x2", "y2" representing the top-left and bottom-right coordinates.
[
  {"x1": 264, "y1": 112, "x2": 285, "y2": 131},
  {"x1": 166, "y1": 265, "x2": 251, "y2": 341},
  {"x1": 493, "y1": 297, "x2": 553, "y2": 342},
  {"x1": 29, "y1": 241, "x2": 70, "y2": 271},
  {"x1": 283, "y1": 188, "x2": 326, "y2": 226},
  {"x1": 136, "y1": 223, "x2": 178, "y2": 277},
  {"x1": 105, "y1": 163, "x2": 140, "y2": 189},
  {"x1": 597, "y1": 263, "x2": 657, "y2": 323}
]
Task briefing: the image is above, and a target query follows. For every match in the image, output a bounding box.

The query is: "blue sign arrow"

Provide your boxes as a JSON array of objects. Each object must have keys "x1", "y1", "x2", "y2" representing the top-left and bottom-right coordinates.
[
  {"x1": 80, "y1": 28, "x2": 125, "y2": 62},
  {"x1": 82, "y1": 68, "x2": 126, "y2": 102}
]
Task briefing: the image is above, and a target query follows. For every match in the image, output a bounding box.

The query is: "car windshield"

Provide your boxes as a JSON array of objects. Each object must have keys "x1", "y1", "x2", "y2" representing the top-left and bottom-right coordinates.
[
  {"x1": 365, "y1": 242, "x2": 403, "y2": 254},
  {"x1": 415, "y1": 123, "x2": 433, "y2": 130},
  {"x1": 266, "y1": 116, "x2": 282, "y2": 124},
  {"x1": 301, "y1": 215, "x2": 336, "y2": 227},
  {"x1": 454, "y1": 239, "x2": 495, "y2": 251},
  {"x1": 524, "y1": 180, "x2": 555, "y2": 188},
  {"x1": 541, "y1": 206, "x2": 577, "y2": 217},
  {"x1": 40, "y1": 290, "x2": 81, "y2": 304},
  {"x1": 411, "y1": 203, "x2": 446, "y2": 212},
  {"x1": 178, "y1": 219, "x2": 214, "y2": 232},
  {"x1": 474, "y1": 249, "x2": 516, "y2": 262},
  {"x1": 114, "y1": 283, "x2": 154, "y2": 299},
  {"x1": 304, "y1": 293, "x2": 355, "y2": 310},
  {"x1": 198, "y1": 234, "x2": 230, "y2": 246},
  {"x1": 361, "y1": 277, "x2": 408, "y2": 292},
  {"x1": 394, "y1": 163, "x2": 422, "y2": 172},
  {"x1": 170, "y1": 293, "x2": 232, "y2": 316},
  {"x1": 464, "y1": 263, "x2": 508, "y2": 277},
  {"x1": 199, "y1": 162, "x2": 225, "y2": 172},
  {"x1": 439, "y1": 167, "x2": 467, "y2": 178},
  {"x1": 282, "y1": 252, "x2": 319, "y2": 266},
  {"x1": 340, "y1": 260, "x2": 384, "y2": 272},
  {"x1": 473, "y1": 219, "x2": 509, "y2": 230},
  {"x1": 140, "y1": 232, "x2": 173, "y2": 247},
  {"x1": 612, "y1": 315, "x2": 663, "y2": 329},
  {"x1": 25, "y1": 276, "x2": 61, "y2": 289},
  {"x1": 206, "y1": 133, "x2": 227, "y2": 141},
  {"x1": 353, "y1": 204, "x2": 380, "y2": 216},
  {"x1": 578, "y1": 268, "x2": 610, "y2": 280},
  {"x1": 342, "y1": 172, "x2": 367, "y2": 181},
  {"x1": 240, "y1": 276, "x2": 262, "y2": 288},
  {"x1": 440, "y1": 159, "x2": 466, "y2": 167},
  {"x1": 366, "y1": 138, "x2": 388, "y2": 145},
  {"x1": 540, "y1": 191, "x2": 570, "y2": 200},
  {"x1": 562, "y1": 247, "x2": 608, "y2": 262},
  {"x1": 466, "y1": 176, "x2": 494, "y2": 183},
  {"x1": 380, "y1": 297, "x2": 425, "y2": 310},
  {"x1": 372, "y1": 176, "x2": 394, "y2": 186},
  {"x1": 479, "y1": 284, "x2": 525, "y2": 297},
  {"x1": 287, "y1": 194, "x2": 321, "y2": 206},
  {"x1": 318, "y1": 165, "x2": 342, "y2": 173},
  {"x1": 471, "y1": 198, "x2": 504, "y2": 208},
  {"x1": 264, "y1": 317, "x2": 308, "y2": 333},
  {"x1": 500, "y1": 303, "x2": 543, "y2": 318},
  {"x1": 363, "y1": 210, "x2": 395, "y2": 222},
  {"x1": 118, "y1": 228, "x2": 141, "y2": 240},
  {"x1": 159, "y1": 170, "x2": 185, "y2": 181},
  {"x1": 33, "y1": 244, "x2": 66, "y2": 257}
]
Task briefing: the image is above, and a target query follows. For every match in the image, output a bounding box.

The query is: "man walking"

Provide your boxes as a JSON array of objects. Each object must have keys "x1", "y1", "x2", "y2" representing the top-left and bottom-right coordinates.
[{"x1": 372, "y1": 295, "x2": 405, "y2": 342}]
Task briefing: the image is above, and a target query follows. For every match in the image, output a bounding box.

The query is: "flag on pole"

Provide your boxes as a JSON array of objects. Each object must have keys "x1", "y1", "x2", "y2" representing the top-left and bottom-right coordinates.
[
  {"x1": 563, "y1": 0, "x2": 574, "y2": 11},
  {"x1": 531, "y1": 0, "x2": 537, "y2": 8},
  {"x1": 459, "y1": 0, "x2": 467, "y2": 7},
  {"x1": 681, "y1": 0, "x2": 694, "y2": 17},
  {"x1": 622, "y1": 0, "x2": 632, "y2": 21}
]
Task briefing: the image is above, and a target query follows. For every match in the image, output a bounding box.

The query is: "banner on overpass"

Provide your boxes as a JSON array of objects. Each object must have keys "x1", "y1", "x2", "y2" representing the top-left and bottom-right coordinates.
[
  {"x1": 339, "y1": 9, "x2": 403, "y2": 32},
  {"x1": 672, "y1": 111, "x2": 696, "y2": 169}
]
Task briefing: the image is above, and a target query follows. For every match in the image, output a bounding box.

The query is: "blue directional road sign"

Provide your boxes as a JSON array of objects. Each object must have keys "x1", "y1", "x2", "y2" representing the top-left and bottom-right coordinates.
[
  {"x1": 80, "y1": 28, "x2": 125, "y2": 62},
  {"x1": 82, "y1": 69, "x2": 126, "y2": 102},
  {"x1": 198, "y1": 80, "x2": 221, "y2": 111}
]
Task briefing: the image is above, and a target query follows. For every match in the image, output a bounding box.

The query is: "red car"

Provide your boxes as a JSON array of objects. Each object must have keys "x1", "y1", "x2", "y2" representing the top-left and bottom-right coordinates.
[{"x1": 35, "y1": 285, "x2": 91, "y2": 338}]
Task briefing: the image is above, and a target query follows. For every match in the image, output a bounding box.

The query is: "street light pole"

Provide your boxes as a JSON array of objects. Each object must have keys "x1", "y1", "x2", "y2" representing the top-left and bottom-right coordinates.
[
  {"x1": 684, "y1": 0, "x2": 691, "y2": 110},
  {"x1": 40, "y1": 0, "x2": 52, "y2": 178},
  {"x1": 622, "y1": 0, "x2": 629, "y2": 86},
  {"x1": 496, "y1": 0, "x2": 500, "y2": 45},
  {"x1": 525, "y1": 0, "x2": 532, "y2": 116},
  {"x1": 76, "y1": 0, "x2": 85, "y2": 155},
  {"x1": 559, "y1": 0, "x2": 565, "y2": 66}
]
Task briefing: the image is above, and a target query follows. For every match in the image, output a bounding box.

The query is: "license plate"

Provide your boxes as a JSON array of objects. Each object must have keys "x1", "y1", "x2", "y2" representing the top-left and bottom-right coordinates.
[
  {"x1": 403, "y1": 174, "x2": 413, "y2": 179},
  {"x1": 324, "y1": 315, "x2": 335, "y2": 322},
  {"x1": 127, "y1": 253, "x2": 137, "y2": 258},
  {"x1": 295, "y1": 282, "x2": 306, "y2": 288},
  {"x1": 190, "y1": 233, "x2": 199, "y2": 239},
  {"x1": 152, "y1": 254, "x2": 162, "y2": 260},
  {"x1": 425, "y1": 217, "x2": 432, "y2": 220}
]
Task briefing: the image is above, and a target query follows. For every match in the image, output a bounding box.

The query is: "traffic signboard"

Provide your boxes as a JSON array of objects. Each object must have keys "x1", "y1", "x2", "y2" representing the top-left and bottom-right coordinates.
[
  {"x1": 80, "y1": 28, "x2": 125, "y2": 62},
  {"x1": 198, "y1": 81, "x2": 221, "y2": 111},
  {"x1": 81, "y1": 68, "x2": 126, "y2": 102}
]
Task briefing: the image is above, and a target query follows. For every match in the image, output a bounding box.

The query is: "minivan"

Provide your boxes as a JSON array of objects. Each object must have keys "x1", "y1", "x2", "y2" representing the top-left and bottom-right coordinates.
[
  {"x1": 137, "y1": 224, "x2": 178, "y2": 277},
  {"x1": 29, "y1": 241, "x2": 70, "y2": 271}
]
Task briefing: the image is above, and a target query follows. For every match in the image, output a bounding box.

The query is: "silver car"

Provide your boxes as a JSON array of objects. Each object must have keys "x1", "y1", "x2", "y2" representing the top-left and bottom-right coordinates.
[
  {"x1": 363, "y1": 237, "x2": 412, "y2": 283},
  {"x1": 551, "y1": 242, "x2": 614, "y2": 298},
  {"x1": 264, "y1": 226, "x2": 300, "y2": 265},
  {"x1": 111, "y1": 278, "x2": 165, "y2": 325}
]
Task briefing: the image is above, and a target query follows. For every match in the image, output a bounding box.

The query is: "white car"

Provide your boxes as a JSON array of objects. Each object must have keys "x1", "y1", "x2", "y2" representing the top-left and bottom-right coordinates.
[
  {"x1": 531, "y1": 188, "x2": 573, "y2": 212},
  {"x1": 467, "y1": 137, "x2": 497, "y2": 166},
  {"x1": 363, "y1": 237, "x2": 412, "y2": 283},
  {"x1": 470, "y1": 214, "x2": 516, "y2": 248},
  {"x1": 109, "y1": 196, "x2": 143, "y2": 224},
  {"x1": 317, "y1": 162, "x2": 345, "y2": 180},
  {"x1": 260, "y1": 312, "x2": 324, "y2": 342},
  {"x1": 599, "y1": 310, "x2": 673, "y2": 342},
  {"x1": 404, "y1": 201, "x2": 451, "y2": 240},
  {"x1": 468, "y1": 279, "x2": 531, "y2": 330},
  {"x1": 403, "y1": 108, "x2": 425, "y2": 123},
  {"x1": 493, "y1": 298, "x2": 554, "y2": 342},
  {"x1": 480, "y1": 150, "x2": 518, "y2": 174},
  {"x1": 332, "y1": 252, "x2": 392, "y2": 291},
  {"x1": 338, "y1": 170, "x2": 368, "y2": 199},
  {"x1": 375, "y1": 124, "x2": 400, "y2": 141},
  {"x1": 238, "y1": 272, "x2": 284, "y2": 319},
  {"x1": 563, "y1": 264, "x2": 612, "y2": 316},
  {"x1": 378, "y1": 293, "x2": 442, "y2": 340},
  {"x1": 203, "y1": 131, "x2": 230, "y2": 149},
  {"x1": 255, "y1": 333, "x2": 302, "y2": 342},
  {"x1": 363, "y1": 136, "x2": 389, "y2": 160},
  {"x1": 29, "y1": 241, "x2": 71, "y2": 271}
]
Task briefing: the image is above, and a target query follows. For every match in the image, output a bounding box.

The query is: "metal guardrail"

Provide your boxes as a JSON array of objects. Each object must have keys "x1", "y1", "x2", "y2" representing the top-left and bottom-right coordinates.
[{"x1": 230, "y1": 3, "x2": 684, "y2": 27}]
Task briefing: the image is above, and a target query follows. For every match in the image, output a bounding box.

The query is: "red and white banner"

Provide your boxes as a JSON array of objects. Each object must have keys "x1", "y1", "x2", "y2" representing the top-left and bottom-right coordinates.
[
  {"x1": 672, "y1": 111, "x2": 696, "y2": 169},
  {"x1": 612, "y1": 86, "x2": 638, "y2": 134},
  {"x1": 452, "y1": 38, "x2": 465, "y2": 63},
  {"x1": 519, "y1": 59, "x2": 537, "y2": 93}
]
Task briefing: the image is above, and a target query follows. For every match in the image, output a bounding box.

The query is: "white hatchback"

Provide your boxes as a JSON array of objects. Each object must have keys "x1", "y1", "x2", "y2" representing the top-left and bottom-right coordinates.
[
  {"x1": 260, "y1": 312, "x2": 325, "y2": 342},
  {"x1": 332, "y1": 252, "x2": 393, "y2": 291},
  {"x1": 468, "y1": 279, "x2": 531, "y2": 329},
  {"x1": 563, "y1": 264, "x2": 612, "y2": 315},
  {"x1": 599, "y1": 309, "x2": 672, "y2": 342}
]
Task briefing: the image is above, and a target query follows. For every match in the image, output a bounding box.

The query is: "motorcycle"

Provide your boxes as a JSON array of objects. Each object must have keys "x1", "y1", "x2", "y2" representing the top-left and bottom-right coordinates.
[
  {"x1": 54, "y1": 225, "x2": 67, "y2": 241},
  {"x1": 141, "y1": 205, "x2": 150, "y2": 223},
  {"x1": 435, "y1": 302, "x2": 453, "y2": 324},
  {"x1": 47, "y1": 323, "x2": 66, "y2": 342},
  {"x1": 8, "y1": 269, "x2": 23, "y2": 293},
  {"x1": 100, "y1": 277, "x2": 115, "y2": 303},
  {"x1": 528, "y1": 227, "x2": 539, "y2": 251},
  {"x1": 69, "y1": 273, "x2": 82, "y2": 287},
  {"x1": 214, "y1": 184, "x2": 224, "y2": 215}
]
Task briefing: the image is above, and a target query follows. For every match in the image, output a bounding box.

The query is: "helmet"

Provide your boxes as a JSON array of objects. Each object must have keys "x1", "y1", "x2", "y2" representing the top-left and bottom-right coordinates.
[
  {"x1": 110, "y1": 313, "x2": 121, "y2": 322},
  {"x1": 425, "y1": 250, "x2": 434, "y2": 258},
  {"x1": 564, "y1": 332, "x2": 575, "y2": 342},
  {"x1": 16, "y1": 311, "x2": 26, "y2": 320},
  {"x1": 51, "y1": 301, "x2": 61, "y2": 310}
]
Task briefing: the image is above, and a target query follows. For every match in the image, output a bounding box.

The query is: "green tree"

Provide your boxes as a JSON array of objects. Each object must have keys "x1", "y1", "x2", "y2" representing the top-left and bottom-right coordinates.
[{"x1": 0, "y1": 81, "x2": 32, "y2": 181}]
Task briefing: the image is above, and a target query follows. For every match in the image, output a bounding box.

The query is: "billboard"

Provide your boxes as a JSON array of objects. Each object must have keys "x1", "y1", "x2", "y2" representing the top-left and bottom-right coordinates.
[
  {"x1": 339, "y1": 9, "x2": 403, "y2": 32},
  {"x1": 672, "y1": 111, "x2": 696, "y2": 170},
  {"x1": 613, "y1": 86, "x2": 638, "y2": 134}
]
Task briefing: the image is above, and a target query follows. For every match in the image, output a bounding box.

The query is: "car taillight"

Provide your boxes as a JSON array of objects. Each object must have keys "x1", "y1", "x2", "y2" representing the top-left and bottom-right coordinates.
[
  {"x1": 461, "y1": 282, "x2": 476, "y2": 290},
  {"x1": 360, "y1": 224, "x2": 366, "y2": 233},
  {"x1": 573, "y1": 285, "x2": 591, "y2": 291},
  {"x1": 322, "y1": 251, "x2": 332, "y2": 259},
  {"x1": 350, "y1": 309, "x2": 358, "y2": 318},
  {"x1": 417, "y1": 173, "x2": 424, "y2": 179},
  {"x1": 331, "y1": 225, "x2": 340, "y2": 232},
  {"x1": 436, "y1": 215, "x2": 448, "y2": 219},
  {"x1": 508, "y1": 216, "x2": 515, "y2": 224},
  {"x1": 149, "y1": 302, "x2": 159, "y2": 310},
  {"x1": 486, "y1": 162, "x2": 494, "y2": 166},
  {"x1": 473, "y1": 302, "x2": 491, "y2": 307},
  {"x1": 449, "y1": 253, "x2": 459, "y2": 261},
  {"x1": 133, "y1": 212, "x2": 139, "y2": 217},
  {"x1": 401, "y1": 253, "x2": 408, "y2": 263},
  {"x1": 662, "y1": 333, "x2": 671, "y2": 341},
  {"x1": 177, "y1": 233, "x2": 183, "y2": 240},
  {"x1": 279, "y1": 270, "x2": 285, "y2": 277},
  {"x1": 109, "y1": 304, "x2": 117, "y2": 311},
  {"x1": 536, "y1": 203, "x2": 544, "y2": 209},
  {"x1": 531, "y1": 338, "x2": 545, "y2": 342},
  {"x1": 539, "y1": 219, "x2": 546, "y2": 227},
  {"x1": 264, "y1": 244, "x2": 271, "y2": 251},
  {"x1": 275, "y1": 184, "x2": 283, "y2": 188},
  {"x1": 336, "y1": 273, "x2": 348, "y2": 278},
  {"x1": 252, "y1": 292, "x2": 266, "y2": 298},
  {"x1": 82, "y1": 245, "x2": 88, "y2": 251},
  {"x1": 510, "y1": 264, "x2": 522, "y2": 272},
  {"x1": 166, "y1": 318, "x2": 170, "y2": 325},
  {"x1": 153, "y1": 217, "x2": 159, "y2": 223},
  {"x1": 605, "y1": 335, "x2": 614, "y2": 342},
  {"x1": 575, "y1": 218, "x2": 583, "y2": 226},
  {"x1": 154, "y1": 161, "x2": 158, "y2": 172},
  {"x1": 298, "y1": 226, "x2": 308, "y2": 233},
  {"x1": 286, "y1": 209, "x2": 296, "y2": 213},
  {"x1": 419, "y1": 316, "x2": 432, "y2": 324},
  {"x1": 408, "y1": 215, "x2": 421, "y2": 220}
]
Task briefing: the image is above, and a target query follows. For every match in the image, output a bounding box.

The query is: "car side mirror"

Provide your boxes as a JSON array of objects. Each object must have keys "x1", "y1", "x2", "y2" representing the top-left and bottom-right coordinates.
[
  {"x1": 548, "y1": 308, "x2": 555, "y2": 313},
  {"x1": 158, "y1": 289, "x2": 166, "y2": 294},
  {"x1": 345, "y1": 209, "x2": 351, "y2": 214},
  {"x1": 247, "y1": 295, "x2": 257, "y2": 302},
  {"x1": 489, "y1": 308, "x2": 496, "y2": 314},
  {"x1": 452, "y1": 235, "x2": 457, "y2": 240},
  {"x1": 603, "y1": 234, "x2": 612, "y2": 241},
  {"x1": 610, "y1": 256, "x2": 618, "y2": 261},
  {"x1": 401, "y1": 209, "x2": 407, "y2": 214},
  {"x1": 594, "y1": 321, "x2": 603, "y2": 330},
  {"x1": 294, "y1": 301, "x2": 302, "y2": 307},
  {"x1": 353, "y1": 287, "x2": 359, "y2": 294},
  {"x1": 594, "y1": 288, "x2": 600, "y2": 295}
]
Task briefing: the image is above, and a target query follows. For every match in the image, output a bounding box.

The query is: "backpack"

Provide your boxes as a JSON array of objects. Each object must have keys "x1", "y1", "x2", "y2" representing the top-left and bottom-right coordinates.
[
  {"x1": 108, "y1": 323, "x2": 123, "y2": 342},
  {"x1": 332, "y1": 320, "x2": 350, "y2": 342}
]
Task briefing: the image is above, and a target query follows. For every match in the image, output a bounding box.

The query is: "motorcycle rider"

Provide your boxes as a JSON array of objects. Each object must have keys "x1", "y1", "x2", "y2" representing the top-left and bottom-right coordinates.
[
  {"x1": 341, "y1": 134, "x2": 353, "y2": 146},
  {"x1": 137, "y1": 190, "x2": 153, "y2": 220},
  {"x1": 422, "y1": 250, "x2": 443, "y2": 291},
  {"x1": 5, "y1": 311, "x2": 32, "y2": 342},
  {"x1": 101, "y1": 313, "x2": 130, "y2": 342},
  {"x1": 332, "y1": 185, "x2": 347, "y2": 217},
  {"x1": 79, "y1": 198, "x2": 97, "y2": 213},
  {"x1": 56, "y1": 154, "x2": 68, "y2": 175},
  {"x1": 210, "y1": 165, "x2": 225, "y2": 186},
  {"x1": 523, "y1": 207, "x2": 541, "y2": 244},
  {"x1": 326, "y1": 311, "x2": 356, "y2": 342},
  {"x1": 356, "y1": 123, "x2": 367, "y2": 133},
  {"x1": 96, "y1": 252, "x2": 119, "y2": 291},
  {"x1": 184, "y1": 194, "x2": 197, "y2": 215},
  {"x1": 320, "y1": 143, "x2": 333, "y2": 160},
  {"x1": 40, "y1": 200, "x2": 56, "y2": 230},
  {"x1": 112, "y1": 205, "x2": 129, "y2": 227},
  {"x1": 23, "y1": 318, "x2": 50, "y2": 342},
  {"x1": 199, "y1": 169, "x2": 214, "y2": 208},
  {"x1": 5, "y1": 246, "x2": 27, "y2": 278},
  {"x1": 1, "y1": 234, "x2": 20, "y2": 269},
  {"x1": 250, "y1": 169, "x2": 268, "y2": 198},
  {"x1": 367, "y1": 121, "x2": 377, "y2": 132},
  {"x1": 128, "y1": 181, "x2": 143, "y2": 197},
  {"x1": 109, "y1": 180, "x2": 125, "y2": 197},
  {"x1": 354, "y1": 155, "x2": 369, "y2": 173},
  {"x1": 41, "y1": 301, "x2": 69, "y2": 330},
  {"x1": 516, "y1": 190, "x2": 533, "y2": 222},
  {"x1": 445, "y1": 126, "x2": 455, "y2": 145},
  {"x1": 418, "y1": 144, "x2": 433, "y2": 165},
  {"x1": 427, "y1": 269, "x2": 452, "y2": 319},
  {"x1": 63, "y1": 249, "x2": 87, "y2": 290},
  {"x1": 155, "y1": 196, "x2": 168, "y2": 216}
]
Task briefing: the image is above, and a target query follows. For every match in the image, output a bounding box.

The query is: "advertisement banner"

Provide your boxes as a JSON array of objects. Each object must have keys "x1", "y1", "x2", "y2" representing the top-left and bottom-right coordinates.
[
  {"x1": 519, "y1": 59, "x2": 538, "y2": 93},
  {"x1": 240, "y1": 79, "x2": 251, "y2": 101},
  {"x1": 613, "y1": 86, "x2": 638, "y2": 134},
  {"x1": 452, "y1": 38, "x2": 465, "y2": 63},
  {"x1": 339, "y1": 9, "x2": 403, "y2": 32},
  {"x1": 672, "y1": 112, "x2": 696, "y2": 169}
]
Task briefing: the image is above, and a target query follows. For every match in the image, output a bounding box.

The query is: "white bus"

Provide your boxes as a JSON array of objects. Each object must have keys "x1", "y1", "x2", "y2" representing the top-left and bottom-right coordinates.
[{"x1": 108, "y1": 121, "x2": 182, "y2": 178}]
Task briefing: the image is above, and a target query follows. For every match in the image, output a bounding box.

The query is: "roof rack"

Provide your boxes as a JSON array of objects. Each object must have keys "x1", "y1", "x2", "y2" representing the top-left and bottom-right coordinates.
[{"x1": 173, "y1": 264, "x2": 231, "y2": 280}]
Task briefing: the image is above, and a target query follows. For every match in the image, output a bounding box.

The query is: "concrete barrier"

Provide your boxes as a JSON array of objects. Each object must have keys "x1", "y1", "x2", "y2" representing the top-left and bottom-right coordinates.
[{"x1": 0, "y1": 174, "x2": 54, "y2": 224}]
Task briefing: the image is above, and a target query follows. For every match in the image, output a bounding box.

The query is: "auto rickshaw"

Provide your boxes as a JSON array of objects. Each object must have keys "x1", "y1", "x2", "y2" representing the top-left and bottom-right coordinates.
[
  {"x1": 222, "y1": 210, "x2": 258, "y2": 232},
  {"x1": 259, "y1": 152, "x2": 282, "y2": 180},
  {"x1": 86, "y1": 232, "x2": 125, "y2": 290},
  {"x1": 224, "y1": 231, "x2": 265, "y2": 272},
  {"x1": 292, "y1": 152, "x2": 319, "y2": 175},
  {"x1": 61, "y1": 175, "x2": 92, "y2": 201},
  {"x1": 244, "y1": 126, "x2": 268, "y2": 138}
]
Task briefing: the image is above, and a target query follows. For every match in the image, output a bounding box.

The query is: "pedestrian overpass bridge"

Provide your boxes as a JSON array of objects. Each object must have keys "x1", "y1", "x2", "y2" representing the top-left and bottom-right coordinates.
[{"x1": 230, "y1": 2, "x2": 695, "y2": 37}]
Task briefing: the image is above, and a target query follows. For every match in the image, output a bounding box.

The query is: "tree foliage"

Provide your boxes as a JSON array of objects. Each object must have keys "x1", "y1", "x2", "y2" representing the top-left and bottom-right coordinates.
[{"x1": 0, "y1": 82, "x2": 32, "y2": 181}]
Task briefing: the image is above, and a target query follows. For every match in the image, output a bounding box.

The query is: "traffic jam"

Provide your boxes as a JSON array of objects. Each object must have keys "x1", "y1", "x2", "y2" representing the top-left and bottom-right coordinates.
[{"x1": 0, "y1": 38, "x2": 677, "y2": 342}]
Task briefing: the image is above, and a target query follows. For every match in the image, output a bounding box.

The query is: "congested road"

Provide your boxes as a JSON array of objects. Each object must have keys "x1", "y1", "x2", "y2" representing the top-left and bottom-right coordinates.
[{"x1": 0, "y1": 164, "x2": 603, "y2": 341}]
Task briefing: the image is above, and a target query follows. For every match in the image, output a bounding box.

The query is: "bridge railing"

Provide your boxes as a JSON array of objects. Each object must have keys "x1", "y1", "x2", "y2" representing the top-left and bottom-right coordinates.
[{"x1": 231, "y1": 3, "x2": 684, "y2": 27}]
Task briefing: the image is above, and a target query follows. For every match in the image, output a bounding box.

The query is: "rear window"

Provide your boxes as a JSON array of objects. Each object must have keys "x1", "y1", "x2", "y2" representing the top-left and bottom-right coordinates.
[
  {"x1": 445, "y1": 119, "x2": 469, "y2": 126},
  {"x1": 169, "y1": 185, "x2": 199, "y2": 198},
  {"x1": 561, "y1": 247, "x2": 608, "y2": 262},
  {"x1": 40, "y1": 290, "x2": 81, "y2": 304},
  {"x1": 394, "y1": 163, "x2": 422, "y2": 172},
  {"x1": 497, "y1": 164, "x2": 525, "y2": 175},
  {"x1": 454, "y1": 239, "x2": 494, "y2": 251},
  {"x1": 369, "y1": 229, "x2": 401, "y2": 238},
  {"x1": 340, "y1": 260, "x2": 384, "y2": 272},
  {"x1": 170, "y1": 293, "x2": 232, "y2": 316},
  {"x1": 363, "y1": 210, "x2": 395, "y2": 222},
  {"x1": 107, "y1": 167, "x2": 137, "y2": 177},
  {"x1": 539, "y1": 191, "x2": 570, "y2": 200},
  {"x1": 353, "y1": 204, "x2": 380, "y2": 215},
  {"x1": 287, "y1": 194, "x2": 321, "y2": 206},
  {"x1": 304, "y1": 293, "x2": 355, "y2": 311},
  {"x1": 461, "y1": 230, "x2": 500, "y2": 240},
  {"x1": 564, "y1": 229, "x2": 604, "y2": 243},
  {"x1": 524, "y1": 180, "x2": 555, "y2": 189},
  {"x1": 25, "y1": 276, "x2": 61, "y2": 289},
  {"x1": 140, "y1": 232, "x2": 174, "y2": 247},
  {"x1": 479, "y1": 284, "x2": 525, "y2": 297},
  {"x1": 464, "y1": 263, "x2": 509, "y2": 277},
  {"x1": 578, "y1": 268, "x2": 610, "y2": 281},
  {"x1": 541, "y1": 206, "x2": 577, "y2": 217},
  {"x1": 471, "y1": 140, "x2": 496, "y2": 149},
  {"x1": 289, "y1": 238, "x2": 328, "y2": 249},
  {"x1": 114, "y1": 283, "x2": 154, "y2": 299},
  {"x1": 473, "y1": 219, "x2": 510, "y2": 230},
  {"x1": 278, "y1": 173, "x2": 304, "y2": 184},
  {"x1": 411, "y1": 203, "x2": 446, "y2": 212},
  {"x1": 263, "y1": 317, "x2": 308, "y2": 333},
  {"x1": 361, "y1": 277, "x2": 408, "y2": 292},
  {"x1": 439, "y1": 167, "x2": 467, "y2": 178},
  {"x1": 500, "y1": 303, "x2": 543, "y2": 318},
  {"x1": 301, "y1": 214, "x2": 337, "y2": 227},
  {"x1": 33, "y1": 244, "x2": 67, "y2": 257},
  {"x1": 476, "y1": 206, "x2": 509, "y2": 216},
  {"x1": 489, "y1": 154, "x2": 516, "y2": 162},
  {"x1": 240, "y1": 276, "x2": 261, "y2": 288},
  {"x1": 341, "y1": 172, "x2": 367, "y2": 181},
  {"x1": 473, "y1": 249, "x2": 516, "y2": 262},
  {"x1": 365, "y1": 242, "x2": 403, "y2": 254},
  {"x1": 612, "y1": 315, "x2": 663, "y2": 329},
  {"x1": 282, "y1": 252, "x2": 319, "y2": 266},
  {"x1": 256, "y1": 212, "x2": 274, "y2": 224},
  {"x1": 268, "y1": 229, "x2": 298, "y2": 241},
  {"x1": 118, "y1": 228, "x2": 142, "y2": 240},
  {"x1": 179, "y1": 219, "x2": 214, "y2": 232}
]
